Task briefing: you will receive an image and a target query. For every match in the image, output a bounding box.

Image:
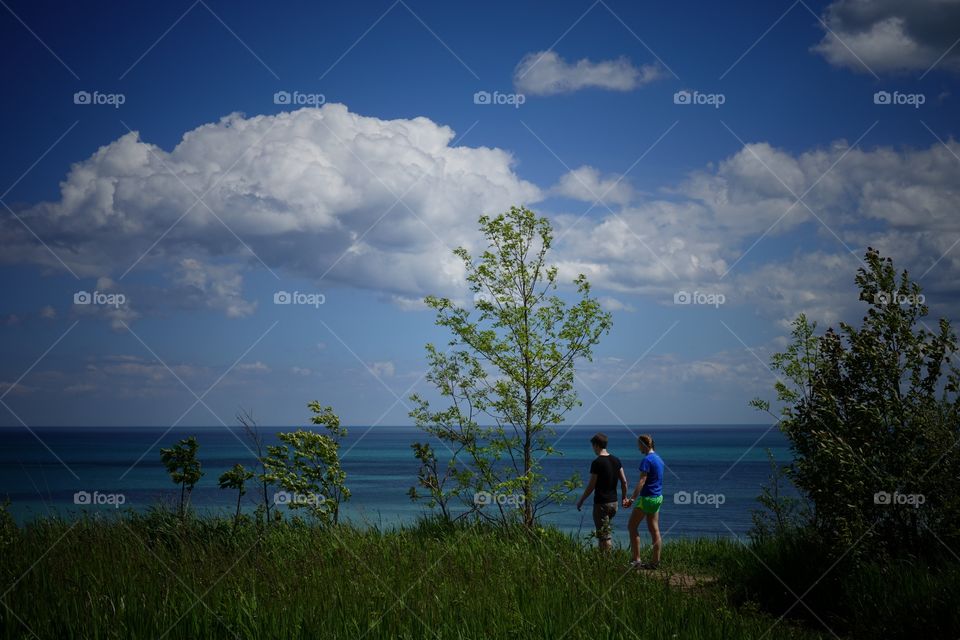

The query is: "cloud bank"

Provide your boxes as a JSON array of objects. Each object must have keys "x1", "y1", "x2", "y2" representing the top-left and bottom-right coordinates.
[
  {"x1": 6, "y1": 103, "x2": 960, "y2": 333},
  {"x1": 552, "y1": 138, "x2": 960, "y2": 326}
]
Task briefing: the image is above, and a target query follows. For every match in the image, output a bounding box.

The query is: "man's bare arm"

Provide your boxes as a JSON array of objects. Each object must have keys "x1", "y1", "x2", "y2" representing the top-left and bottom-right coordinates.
[{"x1": 576, "y1": 474, "x2": 598, "y2": 510}]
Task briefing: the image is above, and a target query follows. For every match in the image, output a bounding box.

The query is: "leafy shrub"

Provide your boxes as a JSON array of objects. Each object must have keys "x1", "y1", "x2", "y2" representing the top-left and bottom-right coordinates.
[{"x1": 752, "y1": 248, "x2": 960, "y2": 558}]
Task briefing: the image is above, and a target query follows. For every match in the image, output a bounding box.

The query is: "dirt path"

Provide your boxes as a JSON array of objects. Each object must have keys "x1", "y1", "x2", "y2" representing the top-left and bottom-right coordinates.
[{"x1": 640, "y1": 568, "x2": 718, "y2": 591}]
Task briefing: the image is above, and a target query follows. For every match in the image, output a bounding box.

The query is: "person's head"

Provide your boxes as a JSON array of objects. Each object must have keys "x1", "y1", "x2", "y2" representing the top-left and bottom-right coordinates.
[
  {"x1": 637, "y1": 434, "x2": 655, "y2": 454},
  {"x1": 590, "y1": 432, "x2": 609, "y2": 454}
]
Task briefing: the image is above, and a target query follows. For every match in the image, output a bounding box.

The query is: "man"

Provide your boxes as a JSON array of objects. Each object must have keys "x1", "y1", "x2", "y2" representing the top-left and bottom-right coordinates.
[{"x1": 576, "y1": 432, "x2": 628, "y2": 550}]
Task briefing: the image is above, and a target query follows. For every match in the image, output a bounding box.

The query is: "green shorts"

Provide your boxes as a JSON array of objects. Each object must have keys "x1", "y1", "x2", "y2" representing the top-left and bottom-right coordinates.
[{"x1": 634, "y1": 495, "x2": 663, "y2": 514}]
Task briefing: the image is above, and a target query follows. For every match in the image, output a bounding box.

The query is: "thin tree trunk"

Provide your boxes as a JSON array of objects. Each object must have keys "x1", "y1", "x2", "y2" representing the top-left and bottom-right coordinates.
[
  {"x1": 524, "y1": 392, "x2": 533, "y2": 528},
  {"x1": 261, "y1": 478, "x2": 271, "y2": 524}
]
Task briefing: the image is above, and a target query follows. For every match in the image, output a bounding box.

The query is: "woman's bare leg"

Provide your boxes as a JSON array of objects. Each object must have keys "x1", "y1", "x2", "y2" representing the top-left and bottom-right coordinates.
[
  {"x1": 646, "y1": 511, "x2": 661, "y2": 565},
  {"x1": 628, "y1": 508, "x2": 645, "y2": 562}
]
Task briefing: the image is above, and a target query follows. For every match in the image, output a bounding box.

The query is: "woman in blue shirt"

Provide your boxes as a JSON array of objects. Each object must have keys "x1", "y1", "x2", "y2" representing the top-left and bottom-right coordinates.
[{"x1": 624, "y1": 434, "x2": 664, "y2": 569}]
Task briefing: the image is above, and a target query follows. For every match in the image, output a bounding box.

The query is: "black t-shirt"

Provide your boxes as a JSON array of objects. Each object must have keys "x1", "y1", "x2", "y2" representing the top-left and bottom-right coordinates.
[{"x1": 589, "y1": 454, "x2": 622, "y2": 504}]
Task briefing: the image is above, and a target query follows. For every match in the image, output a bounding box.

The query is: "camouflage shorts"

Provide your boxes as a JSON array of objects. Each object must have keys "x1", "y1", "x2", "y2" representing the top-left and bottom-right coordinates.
[{"x1": 592, "y1": 502, "x2": 618, "y2": 541}]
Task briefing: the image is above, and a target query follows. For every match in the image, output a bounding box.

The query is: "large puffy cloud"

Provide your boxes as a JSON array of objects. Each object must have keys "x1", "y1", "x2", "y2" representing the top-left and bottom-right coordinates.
[
  {"x1": 3, "y1": 104, "x2": 541, "y2": 307},
  {"x1": 513, "y1": 50, "x2": 662, "y2": 96},
  {"x1": 812, "y1": 0, "x2": 960, "y2": 73}
]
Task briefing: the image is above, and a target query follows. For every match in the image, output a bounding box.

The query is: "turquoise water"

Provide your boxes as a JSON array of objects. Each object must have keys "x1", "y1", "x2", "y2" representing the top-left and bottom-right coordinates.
[{"x1": 0, "y1": 424, "x2": 794, "y2": 541}]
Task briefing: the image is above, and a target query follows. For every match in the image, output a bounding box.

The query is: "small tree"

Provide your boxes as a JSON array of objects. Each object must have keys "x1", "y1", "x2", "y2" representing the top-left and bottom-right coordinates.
[
  {"x1": 160, "y1": 436, "x2": 204, "y2": 518},
  {"x1": 411, "y1": 206, "x2": 612, "y2": 528},
  {"x1": 750, "y1": 450, "x2": 809, "y2": 542},
  {"x1": 752, "y1": 248, "x2": 960, "y2": 557},
  {"x1": 236, "y1": 408, "x2": 273, "y2": 524},
  {"x1": 408, "y1": 442, "x2": 466, "y2": 522},
  {"x1": 263, "y1": 402, "x2": 350, "y2": 525},
  {"x1": 218, "y1": 463, "x2": 254, "y2": 527}
]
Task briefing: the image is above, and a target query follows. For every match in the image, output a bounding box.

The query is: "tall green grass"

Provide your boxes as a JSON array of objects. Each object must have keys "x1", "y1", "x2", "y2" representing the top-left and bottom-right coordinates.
[{"x1": 0, "y1": 510, "x2": 824, "y2": 640}]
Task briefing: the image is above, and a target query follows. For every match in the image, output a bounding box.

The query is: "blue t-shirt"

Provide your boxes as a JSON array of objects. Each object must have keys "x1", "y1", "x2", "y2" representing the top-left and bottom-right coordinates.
[{"x1": 638, "y1": 452, "x2": 664, "y2": 497}]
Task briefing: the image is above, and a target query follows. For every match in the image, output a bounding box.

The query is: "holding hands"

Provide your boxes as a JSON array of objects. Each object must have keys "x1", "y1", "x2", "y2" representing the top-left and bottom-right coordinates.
[{"x1": 622, "y1": 497, "x2": 634, "y2": 508}]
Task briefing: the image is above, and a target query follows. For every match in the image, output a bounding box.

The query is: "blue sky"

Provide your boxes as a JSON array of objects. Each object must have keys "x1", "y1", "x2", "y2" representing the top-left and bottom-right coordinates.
[{"x1": 1, "y1": 0, "x2": 959, "y2": 427}]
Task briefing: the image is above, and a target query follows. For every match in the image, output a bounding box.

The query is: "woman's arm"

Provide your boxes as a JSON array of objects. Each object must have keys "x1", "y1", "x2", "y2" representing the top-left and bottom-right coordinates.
[{"x1": 626, "y1": 472, "x2": 648, "y2": 505}]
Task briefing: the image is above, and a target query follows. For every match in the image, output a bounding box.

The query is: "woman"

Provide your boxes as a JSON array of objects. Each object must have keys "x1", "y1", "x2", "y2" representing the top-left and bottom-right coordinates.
[{"x1": 624, "y1": 434, "x2": 664, "y2": 569}]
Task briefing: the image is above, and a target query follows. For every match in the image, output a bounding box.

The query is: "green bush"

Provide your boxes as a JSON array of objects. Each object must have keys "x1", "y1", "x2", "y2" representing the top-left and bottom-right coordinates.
[
  {"x1": 752, "y1": 248, "x2": 960, "y2": 557},
  {"x1": 742, "y1": 248, "x2": 960, "y2": 638}
]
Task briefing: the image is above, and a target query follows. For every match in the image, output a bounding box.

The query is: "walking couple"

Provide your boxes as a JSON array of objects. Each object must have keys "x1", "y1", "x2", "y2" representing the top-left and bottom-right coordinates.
[{"x1": 575, "y1": 432, "x2": 664, "y2": 569}]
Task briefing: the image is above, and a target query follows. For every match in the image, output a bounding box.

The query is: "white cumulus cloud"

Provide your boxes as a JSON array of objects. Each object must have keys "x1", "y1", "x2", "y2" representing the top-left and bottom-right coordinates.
[
  {"x1": 514, "y1": 50, "x2": 662, "y2": 96},
  {"x1": 552, "y1": 166, "x2": 636, "y2": 206},
  {"x1": 812, "y1": 0, "x2": 960, "y2": 73}
]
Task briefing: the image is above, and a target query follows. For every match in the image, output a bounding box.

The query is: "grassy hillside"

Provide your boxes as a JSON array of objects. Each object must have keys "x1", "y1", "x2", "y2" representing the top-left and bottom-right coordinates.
[{"x1": 0, "y1": 511, "x2": 823, "y2": 640}]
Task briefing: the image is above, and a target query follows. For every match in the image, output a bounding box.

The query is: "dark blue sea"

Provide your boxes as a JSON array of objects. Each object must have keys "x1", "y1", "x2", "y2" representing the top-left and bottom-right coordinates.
[{"x1": 0, "y1": 424, "x2": 794, "y2": 543}]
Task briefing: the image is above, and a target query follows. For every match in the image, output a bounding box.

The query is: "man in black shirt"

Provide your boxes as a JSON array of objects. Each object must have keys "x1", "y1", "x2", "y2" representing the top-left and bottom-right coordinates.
[{"x1": 576, "y1": 432, "x2": 628, "y2": 550}]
